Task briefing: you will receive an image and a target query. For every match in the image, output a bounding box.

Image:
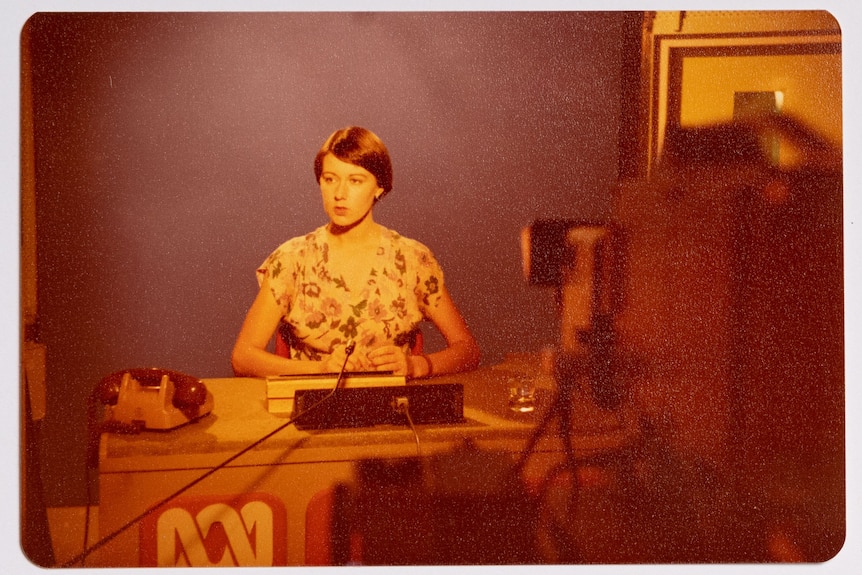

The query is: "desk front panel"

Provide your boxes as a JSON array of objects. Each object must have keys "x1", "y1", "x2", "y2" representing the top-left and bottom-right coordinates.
[{"x1": 95, "y1": 366, "x2": 635, "y2": 567}]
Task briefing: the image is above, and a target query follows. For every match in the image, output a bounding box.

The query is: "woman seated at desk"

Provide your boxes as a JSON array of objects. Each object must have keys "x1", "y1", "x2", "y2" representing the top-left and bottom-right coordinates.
[{"x1": 232, "y1": 126, "x2": 480, "y2": 379}]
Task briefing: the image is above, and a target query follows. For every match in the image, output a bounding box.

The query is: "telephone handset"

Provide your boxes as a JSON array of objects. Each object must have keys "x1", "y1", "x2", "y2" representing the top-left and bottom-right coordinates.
[{"x1": 94, "y1": 368, "x2": 214, "y2": 432}]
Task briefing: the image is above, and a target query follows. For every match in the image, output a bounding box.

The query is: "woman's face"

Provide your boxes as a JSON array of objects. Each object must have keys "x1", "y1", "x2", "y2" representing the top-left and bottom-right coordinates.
[{"x1": 319, "y1": 153, "x2": 383, "y2": 229}]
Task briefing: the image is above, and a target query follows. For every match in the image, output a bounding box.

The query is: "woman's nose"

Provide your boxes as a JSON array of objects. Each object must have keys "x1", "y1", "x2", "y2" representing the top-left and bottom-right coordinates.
[{"x1": 334, "y1": 179, "x2": 348, "y2": 200}]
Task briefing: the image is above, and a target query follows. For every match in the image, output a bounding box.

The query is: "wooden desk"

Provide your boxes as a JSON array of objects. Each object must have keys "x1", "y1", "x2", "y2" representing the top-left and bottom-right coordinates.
[{"x1": 94, "y1": 359, "x2": 637, "y2": 567}]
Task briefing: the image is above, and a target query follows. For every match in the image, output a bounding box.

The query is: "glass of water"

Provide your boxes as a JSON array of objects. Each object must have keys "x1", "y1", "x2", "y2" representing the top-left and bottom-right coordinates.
[{"x1": 507, "y1": 377, "x2": 536, "y2": 413}]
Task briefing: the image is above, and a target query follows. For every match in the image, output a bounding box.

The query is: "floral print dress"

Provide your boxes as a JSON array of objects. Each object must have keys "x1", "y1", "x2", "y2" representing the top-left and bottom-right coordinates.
[{"x1": 257, "y1": 225, "x2": 443, "y2": 369}]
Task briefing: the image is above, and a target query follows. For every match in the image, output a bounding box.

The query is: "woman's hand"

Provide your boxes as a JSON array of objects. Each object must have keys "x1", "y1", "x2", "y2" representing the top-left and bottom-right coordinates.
[
  {"x1": 367, "y1": 345, "x2": 411, "y2": 377},
  {"x1": 367, "y1": 346, "x2": 434, "y2": 379}
]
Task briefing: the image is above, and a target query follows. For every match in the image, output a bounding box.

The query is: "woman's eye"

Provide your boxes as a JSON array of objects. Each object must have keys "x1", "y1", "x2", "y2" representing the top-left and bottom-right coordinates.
[{"x1": 349, "y1": 178, "x2": 363, "y2": 185}]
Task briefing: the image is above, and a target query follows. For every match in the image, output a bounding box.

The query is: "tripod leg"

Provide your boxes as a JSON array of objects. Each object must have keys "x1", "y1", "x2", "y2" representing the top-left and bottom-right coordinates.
[
  {"x1": 558, "y1": 392, "x2": 577, "y2": 466},
  {"x1": 514, "y1": 352, "x2": 587, "y2": 475},
  {"x1": 514, "y1": 393, "x2": 560, "y2": 474}
]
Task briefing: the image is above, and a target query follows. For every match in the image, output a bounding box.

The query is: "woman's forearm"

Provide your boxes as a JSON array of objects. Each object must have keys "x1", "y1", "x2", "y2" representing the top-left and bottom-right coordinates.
[
  {"x1": 231, "y1": 344, "x2": 323, "y2": 378},
  {"x1": 419, "y1": 338, "x2": 480, "y2": 378}
]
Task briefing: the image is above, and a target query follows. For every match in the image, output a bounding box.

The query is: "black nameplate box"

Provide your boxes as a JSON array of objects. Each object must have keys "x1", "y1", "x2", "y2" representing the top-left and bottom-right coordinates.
[{"x1": 293, "y1": 383, "x2": 464, "y2": 430}]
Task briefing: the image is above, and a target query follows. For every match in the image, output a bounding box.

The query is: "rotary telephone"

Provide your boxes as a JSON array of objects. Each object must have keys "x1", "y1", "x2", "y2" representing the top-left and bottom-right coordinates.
[{"x1": 93, "y1": 368, "x2": 214, "y2": 433}]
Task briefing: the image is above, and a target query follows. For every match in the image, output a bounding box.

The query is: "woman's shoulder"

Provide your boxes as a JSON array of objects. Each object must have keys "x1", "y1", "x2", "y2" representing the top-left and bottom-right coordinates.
[
  {"x1": 259, "y1": 227, "x2": 326, "y2": 279},
  {"x1": 380, "y1": 226, "x2": 441, "y2": 274},
  {"x1": 271, "y1": 226, "x2": 327, "y2": 256},
  {"x1": 381, "y1": 226, "x2": 434, "y2": 256}
]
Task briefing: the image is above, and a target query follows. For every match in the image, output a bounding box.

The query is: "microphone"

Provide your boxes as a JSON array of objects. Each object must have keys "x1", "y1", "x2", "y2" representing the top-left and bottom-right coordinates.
[{"x1": 335, "y1": 340, "x2": 356, "y2": 390}]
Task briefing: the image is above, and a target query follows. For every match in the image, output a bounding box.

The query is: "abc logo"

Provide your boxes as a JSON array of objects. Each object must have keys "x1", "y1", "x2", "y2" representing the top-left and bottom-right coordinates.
[{"x1": 140, "y1": 493, "x2": 287, "y2": 566}]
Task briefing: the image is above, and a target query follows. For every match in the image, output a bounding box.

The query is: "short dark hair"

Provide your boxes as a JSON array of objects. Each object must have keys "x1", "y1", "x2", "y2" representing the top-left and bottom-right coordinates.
[{"x1": 314, "y1": 126, "x2": 393, "y2": 198}]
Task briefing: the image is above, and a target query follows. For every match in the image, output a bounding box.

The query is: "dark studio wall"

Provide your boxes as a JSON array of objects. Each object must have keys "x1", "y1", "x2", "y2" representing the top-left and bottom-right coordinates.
[{"x1": 25, "y1": 11, "x2": 637, "y2": 506}]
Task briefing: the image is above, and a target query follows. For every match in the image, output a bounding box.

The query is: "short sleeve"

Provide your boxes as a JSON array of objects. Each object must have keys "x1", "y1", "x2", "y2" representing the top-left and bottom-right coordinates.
[
  {"x1": 256, "y1": 234, "x2": 309, "y2": 314},
  {"x1": 407, "y1": 240, "x2": 445, "y2": 316}
]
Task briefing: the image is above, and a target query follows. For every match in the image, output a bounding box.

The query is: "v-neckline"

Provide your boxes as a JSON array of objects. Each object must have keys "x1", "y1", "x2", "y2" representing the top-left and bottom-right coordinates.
[{"x1": 325, "y1": 227, "x2": 384, "y2": 295}]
